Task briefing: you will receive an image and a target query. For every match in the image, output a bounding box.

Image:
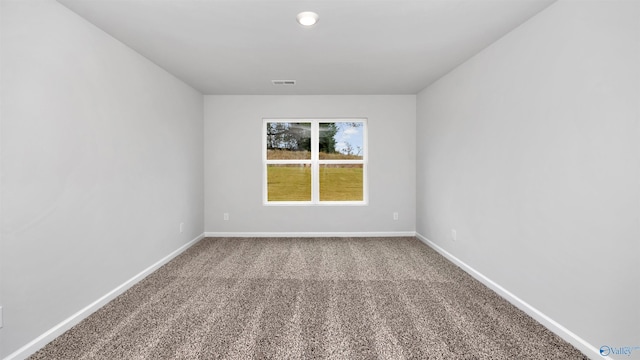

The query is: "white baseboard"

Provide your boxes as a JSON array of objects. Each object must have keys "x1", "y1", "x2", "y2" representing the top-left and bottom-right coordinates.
[
  {"x1": 204, "y1": 231, "x2": 417, "y2": 238},
  {"x1": 4, "y1": 233, "x2": 206, "y2": 360},
  {"x1": 415, "y1": 233, "x2": 605, "y2": 360}
]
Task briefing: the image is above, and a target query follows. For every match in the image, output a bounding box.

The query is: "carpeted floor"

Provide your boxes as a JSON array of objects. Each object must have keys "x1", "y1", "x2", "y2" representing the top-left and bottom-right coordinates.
[{"x1": 31, "y1": 237, "x2": 587, "y2": 359}]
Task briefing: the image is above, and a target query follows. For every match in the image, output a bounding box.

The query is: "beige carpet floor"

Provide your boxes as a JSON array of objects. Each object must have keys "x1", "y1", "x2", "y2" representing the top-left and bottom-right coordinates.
[{"x1": 31, "y1": 237, "x2": 586, "y2": 359}]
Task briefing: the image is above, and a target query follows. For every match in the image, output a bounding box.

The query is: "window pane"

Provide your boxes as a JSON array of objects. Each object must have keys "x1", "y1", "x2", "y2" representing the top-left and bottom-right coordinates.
[
  {"x1": 266, "y1": 122, "x2": 311, "y2": 160},
  {"x1": 319, "y1": 164, "x2": 363, "y2": 201},
  {"x1": 319, "y1": 122, "x2": 364, "y2": 160},
  {"x1": 267, "y1": 164, "x2": 311, "y2": 201}
]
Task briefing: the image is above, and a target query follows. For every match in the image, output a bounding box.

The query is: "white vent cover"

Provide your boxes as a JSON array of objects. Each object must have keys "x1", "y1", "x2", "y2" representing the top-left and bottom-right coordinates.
[{"x1": 272, "y1": 80, "x2": 296, "y2": 86}]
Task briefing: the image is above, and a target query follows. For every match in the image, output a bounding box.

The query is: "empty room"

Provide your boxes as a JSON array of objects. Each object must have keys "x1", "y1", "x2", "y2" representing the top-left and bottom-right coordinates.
[{"x1": 1, "y1": 0, "x2": 638, "y2": 359}]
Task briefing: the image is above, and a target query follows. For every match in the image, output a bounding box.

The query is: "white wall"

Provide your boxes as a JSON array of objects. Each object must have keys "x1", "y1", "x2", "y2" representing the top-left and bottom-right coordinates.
[
  {"x1": 205, "y1": 95, "x2": 415, "y2": 235},
  {"x1": 416, "y1": 0, "x2": 639, "y2": 358},
  {"x1": 0, "y1": 1, "x2": 204, "y2": 357}
]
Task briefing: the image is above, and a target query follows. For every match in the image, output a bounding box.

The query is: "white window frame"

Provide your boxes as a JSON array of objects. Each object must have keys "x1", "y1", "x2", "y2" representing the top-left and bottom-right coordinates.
[{"x1": 263, "y1": 118, "x2": 368, "y2": 206}]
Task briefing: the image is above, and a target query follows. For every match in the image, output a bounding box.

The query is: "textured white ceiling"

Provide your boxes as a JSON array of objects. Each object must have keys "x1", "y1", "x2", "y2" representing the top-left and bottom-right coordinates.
[{"x1": 57, "y1": 0, "x2": 555, "y2": 95}]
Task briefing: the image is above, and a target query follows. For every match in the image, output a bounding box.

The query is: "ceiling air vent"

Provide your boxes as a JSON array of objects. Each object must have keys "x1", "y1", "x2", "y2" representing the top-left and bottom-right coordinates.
[{"x1": 272, "y1": 80, "x2": 296, "y2": 86}]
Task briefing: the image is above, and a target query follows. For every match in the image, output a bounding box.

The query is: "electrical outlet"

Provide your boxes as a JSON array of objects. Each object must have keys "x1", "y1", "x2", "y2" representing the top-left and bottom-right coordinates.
[
  {"x1": 451, "y1": 229, "x2": 457, "y2": 241},
  {"x1": 393, "y1": 212, "x2": 399, "y2": 221},
  {"x1": 223, "y1": 213, "x2": 229, "y2": 221},
  {"x1": 179, "y1": 222, "x2": 184, "y2": 233}
]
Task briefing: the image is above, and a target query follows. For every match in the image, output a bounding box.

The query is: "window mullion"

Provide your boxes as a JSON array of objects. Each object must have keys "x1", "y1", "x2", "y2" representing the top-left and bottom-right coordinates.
[{"x1": 311, "y1": 121, "x2": 319, "y2": 203}]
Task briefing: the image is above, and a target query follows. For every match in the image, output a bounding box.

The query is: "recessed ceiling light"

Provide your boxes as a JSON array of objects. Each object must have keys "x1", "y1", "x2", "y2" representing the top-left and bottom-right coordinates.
[{"x1": 296, "y1": 11, "x2": 319, "y2": 27}]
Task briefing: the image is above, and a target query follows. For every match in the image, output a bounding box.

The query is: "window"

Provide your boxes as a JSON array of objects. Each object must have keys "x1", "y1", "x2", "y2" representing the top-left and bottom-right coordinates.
[{"x1": 264, "y1": 119, "x2": 367, "y2": 205}]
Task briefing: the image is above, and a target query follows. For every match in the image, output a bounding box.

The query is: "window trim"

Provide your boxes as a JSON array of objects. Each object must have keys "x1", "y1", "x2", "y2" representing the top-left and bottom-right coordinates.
[{"x1": 263, "y1": 118, "x2": 368, "y2": 206}]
